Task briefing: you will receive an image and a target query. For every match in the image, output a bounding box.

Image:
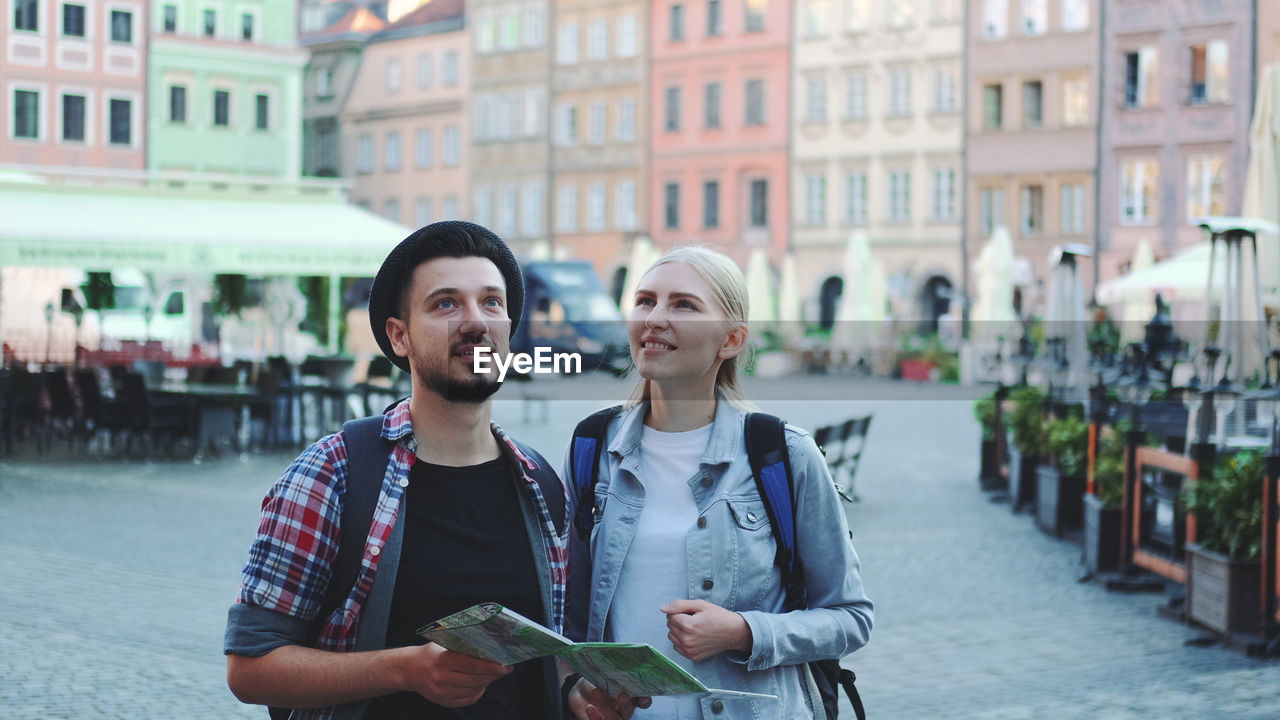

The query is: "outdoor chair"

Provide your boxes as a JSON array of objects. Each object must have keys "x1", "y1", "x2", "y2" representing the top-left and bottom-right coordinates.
[
  {"x1": 5, "y1": 365, "x2": 44, "y2": 453},
  {"x1": 118, "y1": 372, "x2": 191, "y2": 458},
  {"x1": 815, "y1": 415, "x2": 873, "y2": 503},
  {"x1": 73, "y1": 368, "x2": 130, "y2": 455},
  {"x1": 42, "y1": 367, "x2": 77, "y2": 451}
]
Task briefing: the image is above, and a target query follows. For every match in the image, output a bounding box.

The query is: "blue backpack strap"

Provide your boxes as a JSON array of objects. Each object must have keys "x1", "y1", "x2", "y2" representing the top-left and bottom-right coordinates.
[
  {"x1": 744, "y1": 412, "x2": 806, "y2": 612},
  {"x1": 569, "y1": 405, "x2": 622, "y2": 541},
  {"x1": 509, "y1": 438, "x2": 567, "y2": 537}
]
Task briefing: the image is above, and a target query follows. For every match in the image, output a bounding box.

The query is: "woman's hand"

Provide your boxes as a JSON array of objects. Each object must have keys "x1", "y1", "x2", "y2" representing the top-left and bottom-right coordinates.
[
  {"x1": 567, "y1": 676, "x2": 651, "y2": 720},
  {"x1": 660, "y1": 599, "x2": 753, "y2": 662}
]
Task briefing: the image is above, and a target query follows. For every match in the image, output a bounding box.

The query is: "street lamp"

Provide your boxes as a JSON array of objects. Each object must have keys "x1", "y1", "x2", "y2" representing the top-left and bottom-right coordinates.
[{"x1": 44, "y1": 301, "x2": 56, "y2": 365}]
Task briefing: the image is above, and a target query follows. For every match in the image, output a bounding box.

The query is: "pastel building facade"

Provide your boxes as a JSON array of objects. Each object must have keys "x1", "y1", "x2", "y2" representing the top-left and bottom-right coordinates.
[
  {"x1": 147, "y1": 0, "x2": 306, "y2": 179},
  {"x1": 550, "y1": 0, "x2": 648, "y2": 281},
  {"x1": 792, "y1": 0, "x2": 964, "y2": 328},
  {"x1": 648, "y1": 0, "x2": 790, "y2": 267},
  {"x1": 1, "y1": 0, "x2": 149, "y2": 172},
  {"x1": 342, "y1": 0, "x2": 466, "y2": 225}
]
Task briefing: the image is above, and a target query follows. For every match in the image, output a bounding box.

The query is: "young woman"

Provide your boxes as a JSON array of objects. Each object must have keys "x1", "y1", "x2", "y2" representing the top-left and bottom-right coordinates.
[{"x1": 562, "y1": 247, "x2": 873, "y2": 720}]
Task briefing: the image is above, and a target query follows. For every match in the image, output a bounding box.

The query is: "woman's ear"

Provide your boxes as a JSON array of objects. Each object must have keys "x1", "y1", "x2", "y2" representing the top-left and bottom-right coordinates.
[{"x1": 718, "y1": 322, "x2": 749, "y2": 360}]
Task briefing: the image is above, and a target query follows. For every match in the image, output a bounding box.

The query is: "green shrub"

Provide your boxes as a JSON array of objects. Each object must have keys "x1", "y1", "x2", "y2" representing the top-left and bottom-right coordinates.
[
  {"x1": 1009, "y1": 386, "x2": 1048, "y2": 456},
  {"x1": 974, "y1": 393, "x2": 997, "y2": 442},
  {"x1": 1184, "y1": 451, "x2": 1264, "y2": 560},
  {"x1": 1048, "y1": 416, "x2": 1090, "y2": 478}
]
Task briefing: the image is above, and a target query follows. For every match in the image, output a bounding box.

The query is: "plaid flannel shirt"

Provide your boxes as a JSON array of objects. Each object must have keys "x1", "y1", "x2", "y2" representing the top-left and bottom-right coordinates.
[{"x1": 232, "y1": 399, "x2": 568, "y2": 720}]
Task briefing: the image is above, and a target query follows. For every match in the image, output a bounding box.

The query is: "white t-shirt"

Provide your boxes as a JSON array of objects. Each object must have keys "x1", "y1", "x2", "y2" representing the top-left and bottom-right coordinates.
[{"x1": 607, "y1": 422, "x2": 711, "y2": 719}]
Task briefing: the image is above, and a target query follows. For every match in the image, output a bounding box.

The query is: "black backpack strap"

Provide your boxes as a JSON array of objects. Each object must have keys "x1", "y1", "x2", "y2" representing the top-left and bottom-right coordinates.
[
  {"x1": 744, "y1": 412, "x2": 805, "y2": 611},
  {"x1": 569, "y1": 405, "x2": 622, "y2": 542},
  {"x1": 509, "y1": 438, "x2": 567, "y2": 537}
]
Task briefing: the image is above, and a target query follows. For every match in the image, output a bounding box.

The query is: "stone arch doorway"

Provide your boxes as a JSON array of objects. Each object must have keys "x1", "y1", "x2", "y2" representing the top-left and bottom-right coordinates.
[
  {"x1": 920, "y1": 276, "x2": 952, "y2": 333},
  {"x1": 818, "y1": 276, "x2": 843, "y2": 331}
]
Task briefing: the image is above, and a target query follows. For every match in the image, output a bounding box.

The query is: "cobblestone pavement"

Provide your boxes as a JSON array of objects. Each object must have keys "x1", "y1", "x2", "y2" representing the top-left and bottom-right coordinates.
[{"x1": 1, "y1": 375, "x2": 1277, "y2": 718}]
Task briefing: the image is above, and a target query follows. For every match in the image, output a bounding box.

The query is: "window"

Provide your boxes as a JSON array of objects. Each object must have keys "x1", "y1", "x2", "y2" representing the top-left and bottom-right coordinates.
[
  {"x1": 932, "y1": 67, "x2": 956, "y2": 113},
  {"x1": 1186, "y1": 156, "x2": 1225, "y2": 223},
  {"x1": 521, "y1": 182, "x2": 543, "y2": 236},
  {"x1": 442, "y1": 196, "x2": 460, "y2": 220},
  {"x1": 589, "y1": 102, "x2": 606, "y2": 144},
  {"x1": 416, "y1": 197, "x2": 434, "y2": 227},
  {"x1": 806, "y1": 76, "x2": 827, "y2": 123},
  {"x1": 1124, "y1": 47, "x2": 1159, "y2": 108},
  {"x1": 163, "y1": 5, "x2": 177, "y2": 33},
  {"x1": 203, "y1": 8, "x2": 217, "y2": 37},
  {"x1": 169, "y1": 86, "x2": 187, "y2": 123},
  {"x1": 14, "y1": 0, "x2": 37, "y2": 31},
  {"x1": 932, "y1": 168, "x2": 955, "y2": 221},
  {"x1": 385, "y1": 199, "x2": 401, "y2": 224},
  {"x1": 357, "y1": 134, "x2": 374, "y2": 173},
  {"x1": 704, "y1": 83, "x2": 722, "y2": 128},
  {"x1": 498, "y1": 185, "x2": 517, "y2": 235},
  {"x1": 1060, "y1": 183, "x2": 1086, "y2": 234},
  {"x1": 110, "y1": 10, "x2": 132, "y2": 42},
  {"x1": 416, "y1": 128, "x2": 433, "y2": 167},
  {"x1": 1062, "y1": 0, "x2": 1087, "y2": 31},
  {"x1": 316, "y1": 68, "x2": 334, "y2": 98},
  {"x1": 213, "y1": 90, "x2": 230, "y2": 127},
  {"x1": 384, "y1": 132, "x2": 401, "y2": 170},
  {"x1": 241, "y1": 12, "x2": 253, "y2": 41},
  {"x1": 475, "y1": 95, "x2": 492, "y2": 140},
  {"x1": 558, "y1": 184, "x2": 578, "y2": 232},
  {"x1": 617, "y1": 97, "x2": 637, "y2": 140},
  {"x1": 417, "y1": 54, "x2": 433, "y2": 89},
  {"x1": 588, "y1": 19, "x2": 607, "y2": 59},
  {"x1": 523, "y1": 89, "x2": 542, "y2": 137},
  {"x1": 845, "y1": 72, "x2": 867, "y2": 120},
  {"x1": 556, "y1": 102, "x2": 577, "y2": 145},
  {"x1": 847, "y1": 0, "x2": 870, "y2": 30},
  {"x1": 888, "y1": 171, "x2": 911, "y2": 223},
  {"x1": 255, "y1": 94, "x2": 269, "y2": 131},
  {"x1": 888, "y1": 0, "x2": 914, "y2": 28},
  {"x1": 703, "y1": 180, "x2": 720, "y2": 228},
  {"x1": 316, "y1": 123, "x2": 337, "y2": 173},
  {"x1": 523, "y1": 6, "x2": 545, "y2": 47},
  {"x1": 744, "y1": 0, "x2": 766, "y2": 32},
  {"x1": 665, "y1": 87, "x2": 681, "y2": 131},
  {"x1": 63, "y1": 4, "x2": 85, "y2": 37},
  {"x1": 1062, "y1": 76, "x2": 1088, "y2": 126},
  {"x1": 443, "y1": 125, "x2": 460, "y2": 165},
  {"x1": 803, "y1": 0, "x2": 828, "y2": 38},
  {"x1": 108, "y1": 98, "x2": 131, "y2": 145},
  {"x1": 62, "y1": 94, "x2": 85, "y2": 141},
  {"x1": 558, "y1": 22, "x2": 579, "y2": 64},
  {"x1": 846, "y1": 173, "x2": 868, "y2": 226},
  {"x1": 980, "y1": 188, "x2": 1005, "y2": 235},
  {"x1": 805, "y1": 174, "x2": 826, "y2": 225},
  {"x1": 1020, "y1": 0, "x2": 1046, "y2": 36},
  {"x1": 1190, "y1": 41, "x2": 1229, "y2": 104},
  {"x1": 1022, "y1": 80, "x2": 1042, "y2": 128},
  {"x1": 708, "y1": 0, "x2": 723, "y2": 36},
  {"x1": 745, "y1": 79, "x2": 765, "y2": 126},
  {"x1": 387, "y1": 59, "x2": 402, "y2": 93},
  {"x1": 617, "y1": 14, "x2": 638, "y2": 56},
  {"x1": 496, "y1": 95, "x2": 516, "y2": 139},
  {"x1": 442, "y1": 51, "x2": 459, "y2": 85},
  {"x1": 664, "y1": 182, "x2": 680, "y2": 229},
  {"x1": 983, "y1": 84, "x2": 1003, "y2": 129},
  {"x1": 669, "y1": 4, "x2": 684, "y2": 41},
  {"x1": 888, "y1": 68, "x2": 911, "y2": 116},
  {"x1": 982, "y1": 0, "x2": 1007, "y2": 40},
  {"x1": 478, "y1": 15, "x2": 496, "y2": 53},
  {"x1": 474, "y1": 187, "x2": 493, "y2": 227},
  {"x1": 749, "y1": 179, "x2": 768, "y2": 227},
  {"x1": 933, "y1": 0, "x2": 961, "y2": 22},
  {"x1": 1019, "y1": 185, "x2": 1043, "y2": 234},
  {"x1": 616, "y1": 182, "x2": 637, "y2": 230},
  {"x1": 499, "y1": 11, "x2": 518, "y2": 49},
  {"x1": 587, "y1": 183, "x2": 607, "y2": 232}
]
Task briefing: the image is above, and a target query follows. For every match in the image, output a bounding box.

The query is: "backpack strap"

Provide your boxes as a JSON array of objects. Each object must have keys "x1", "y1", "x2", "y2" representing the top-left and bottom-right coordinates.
[
  {"x1": 744, "y1": 412, "x2": 806, "y2": 612},
  {"x1": 569, "y1": 405, "x2": 623, "y2": 541}
]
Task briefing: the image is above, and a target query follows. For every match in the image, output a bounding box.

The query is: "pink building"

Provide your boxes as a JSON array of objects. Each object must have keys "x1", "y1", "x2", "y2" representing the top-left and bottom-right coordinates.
[
  {"x1": 1, "y1": 0, "x2": 148, "y2": 171},
  {"x1": 648, "y1": 0, "x2": 790, "y2": 264}
]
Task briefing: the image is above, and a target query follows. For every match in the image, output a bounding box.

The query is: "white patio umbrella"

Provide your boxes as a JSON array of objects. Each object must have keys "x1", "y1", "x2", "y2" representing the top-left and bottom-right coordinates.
[
  {"x1": 970, "y1": 226, "x2": 1017, "y2": 342},
  {"x1": 1119, "y1": 239, "x2": 1157, "y2": 341},
  {"x1": 744, "y1": 247, "x2": 777, "y2": 327},
  {"x1": 618, "y1": 236, "x2": 660, "y2": 311},
  {"x1": 1243, "y1": 64, "x2": 1280, "y2": 307},
  {"x1": 831, "y1": 231, "x2": 876, "y2": 360},
  {"x1": 777, "y1": 252, "x2": 804, "y2": 341}
]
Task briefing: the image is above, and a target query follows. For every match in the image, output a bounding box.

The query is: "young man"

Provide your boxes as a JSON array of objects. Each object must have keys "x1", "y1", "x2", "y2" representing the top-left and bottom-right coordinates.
[{"x1": 224, "y1": 221, "x2": 568, "y2": 720}]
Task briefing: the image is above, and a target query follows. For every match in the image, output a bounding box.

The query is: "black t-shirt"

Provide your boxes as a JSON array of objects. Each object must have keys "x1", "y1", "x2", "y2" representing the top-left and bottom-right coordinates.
[{"x1": 364, "y1": 457, "x2": 550, "y2": 720}]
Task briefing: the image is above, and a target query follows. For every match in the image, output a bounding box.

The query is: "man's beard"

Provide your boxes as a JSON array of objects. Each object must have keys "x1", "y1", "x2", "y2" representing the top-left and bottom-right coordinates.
[{"x1": 411, "y1": 339, "x2": 503, "y2": 403}]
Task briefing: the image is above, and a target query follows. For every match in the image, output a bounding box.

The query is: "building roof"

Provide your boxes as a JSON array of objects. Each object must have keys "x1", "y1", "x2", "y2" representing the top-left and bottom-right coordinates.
[
  {"x1": 386, "y1": 0, "x2": 463, "y2": 29},
  {"x1": 323, "y1": 6, "x2": 388, "y2": 35}
]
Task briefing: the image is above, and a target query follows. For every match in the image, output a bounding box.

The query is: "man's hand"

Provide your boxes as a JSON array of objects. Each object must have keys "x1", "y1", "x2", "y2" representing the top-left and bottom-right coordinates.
[
  {"x1": 660, "y1": 599, "x2": 753, "y2": 662},
  {"x1": 399, "y1": 642, "x2": 512, "y2": 707},
  {"x1": 567, "y1": 676, "x2": 651, "y2": 720}
]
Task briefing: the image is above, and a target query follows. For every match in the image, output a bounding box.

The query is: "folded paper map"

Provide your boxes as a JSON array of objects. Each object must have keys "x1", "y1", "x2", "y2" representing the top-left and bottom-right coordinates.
[{"x1": 417, "y1": 602, "x2": 776, "y2": 702}]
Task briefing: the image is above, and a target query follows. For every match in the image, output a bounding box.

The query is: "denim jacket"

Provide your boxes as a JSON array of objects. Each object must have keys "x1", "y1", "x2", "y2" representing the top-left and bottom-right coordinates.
[{"x1": 563, "y1": 398, "x2": 874, "y2": 720}]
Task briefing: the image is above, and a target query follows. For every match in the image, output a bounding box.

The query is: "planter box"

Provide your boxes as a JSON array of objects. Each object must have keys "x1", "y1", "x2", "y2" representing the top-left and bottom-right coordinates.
[
  {"x1": 899, "y1": 358, "x2": 934, "y2": 382},
  {"x1": 1083, "y1": 494, "x2": 1123, "y2": 574},
  {"x1": 1008, "y1": 443, "x2": 1038, "y2": 512},
  {"x1": 1036, "y1": 466, "x2": 1085, "y2": 537},
  {"x1": 1186, "y1": 543, "x2": 1262, "y2": 635},
  {"x1": 979, "y1": 438, "x2": 1004, "y2": 491}
]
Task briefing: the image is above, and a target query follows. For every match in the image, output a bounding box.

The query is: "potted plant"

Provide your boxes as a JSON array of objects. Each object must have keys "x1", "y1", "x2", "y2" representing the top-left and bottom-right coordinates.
[
  {"x1": 1007, "y1": 386, "x2": 1047, "y2": 512},
  {"x1": 1037, "y1": 414, "x2": 1089, "y2": 536},
  {"x1": 1083, "y1": 424, "x2": 1127, "y2": 574},
  {"x1": 975, "y1": 392, "x2": 1003, "y2": 491},
  {"x1": 1184, "y1": 451, "x2": 1264, "y2": 635}
]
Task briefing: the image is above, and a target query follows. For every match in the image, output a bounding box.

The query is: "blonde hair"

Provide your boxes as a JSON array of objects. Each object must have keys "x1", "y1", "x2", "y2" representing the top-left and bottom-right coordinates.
[{"x1": 625, "y1": 245, "x2": 754, "y2": 411}]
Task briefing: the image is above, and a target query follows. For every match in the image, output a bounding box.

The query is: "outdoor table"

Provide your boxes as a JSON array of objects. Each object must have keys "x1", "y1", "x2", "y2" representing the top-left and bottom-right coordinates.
[{"x1": 150, "y1": 381, "x2": 259, "y2": 463}]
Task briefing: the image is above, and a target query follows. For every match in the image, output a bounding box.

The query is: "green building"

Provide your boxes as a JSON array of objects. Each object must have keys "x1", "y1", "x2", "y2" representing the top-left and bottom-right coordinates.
[{"x1": 148, "y1": 0, "x2": 306, "y2": 180}]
